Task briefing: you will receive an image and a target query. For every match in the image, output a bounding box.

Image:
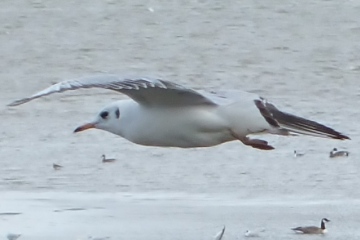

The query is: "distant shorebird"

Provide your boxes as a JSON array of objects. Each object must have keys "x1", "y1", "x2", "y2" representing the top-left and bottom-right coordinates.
[
  {"x1": 7, "y1": 233, "x2": 21, "y2": 240},
  {"x1": 292, "y1": 218, "x2": 330, "y2": 234},
  {"x1": 293, "y1": 150, "x2": 305, "y2": 157},
  {"x1": 8, "y1": 75, "x2": 349, "y2": 151},
  {"x1": 53, "y1": 163, "x2": 63, "y2": 170},
  {"x1": 101, "y1": 154, "x2": 116, "y2": 163},
  {"x1": 244, "y1": 230, "x2": 259, "y2": 238},
  {"x1": 244, "y1": 229, "x2": 265, "y2": 238},
  {"x1": 88, "y1": 237, "x2": 110, "y2": 240},
  {"x1": 214, "y1": 226, "x2": 225, "y2": 240},
  {"x1": 329, "y1": 148, "x2": 349, "y2": 158}
]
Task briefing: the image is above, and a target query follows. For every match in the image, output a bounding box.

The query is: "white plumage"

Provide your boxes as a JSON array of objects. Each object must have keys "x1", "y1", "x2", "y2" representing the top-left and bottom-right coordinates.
[{"x1": 8, "y1": 75, "x2": 350, "y2": 150}]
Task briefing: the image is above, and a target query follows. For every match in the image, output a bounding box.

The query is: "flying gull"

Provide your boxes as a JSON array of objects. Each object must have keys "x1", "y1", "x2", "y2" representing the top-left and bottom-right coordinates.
[{"x1": 8, "y1": 75, "x2": 350, "y2": 150}]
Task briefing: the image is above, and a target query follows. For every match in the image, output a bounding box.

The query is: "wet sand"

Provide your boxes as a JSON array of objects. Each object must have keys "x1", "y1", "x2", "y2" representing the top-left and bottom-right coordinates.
[
  {"x1": 1, "y1": 0, "x2": 359, "y2": 239},
  {"x1": 2, "y1": 192, "x2": 360, "y2": 240}
]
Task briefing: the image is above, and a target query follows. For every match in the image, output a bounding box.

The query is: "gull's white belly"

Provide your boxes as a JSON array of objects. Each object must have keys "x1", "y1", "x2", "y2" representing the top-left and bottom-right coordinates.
[{"x1": 119, "y1": 105, "x2": 234, "y2": 148}]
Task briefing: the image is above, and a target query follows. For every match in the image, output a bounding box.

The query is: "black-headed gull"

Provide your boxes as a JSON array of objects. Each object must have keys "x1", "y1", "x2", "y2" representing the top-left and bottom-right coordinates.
[
  {"x1": 329, "y1": 148, "x2": 349, "y2": 158},
  {"x1": 292, "y1": 218, "x2": 330, "y2": 234},
  {"x1": 8, "y1": 75, "x2": 350, "y2": 150}
]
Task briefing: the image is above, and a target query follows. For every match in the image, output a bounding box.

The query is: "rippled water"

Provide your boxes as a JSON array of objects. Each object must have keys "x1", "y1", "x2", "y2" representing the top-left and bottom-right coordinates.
[{"x1": 0, "y1": 0, "x2": 359, "y2": 239}]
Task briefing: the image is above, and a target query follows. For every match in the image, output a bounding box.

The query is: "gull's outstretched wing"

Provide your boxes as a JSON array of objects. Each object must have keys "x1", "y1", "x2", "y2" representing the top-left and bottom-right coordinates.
[{"x1": 8, "y1": 75, "x2": 217, "y2": 107}]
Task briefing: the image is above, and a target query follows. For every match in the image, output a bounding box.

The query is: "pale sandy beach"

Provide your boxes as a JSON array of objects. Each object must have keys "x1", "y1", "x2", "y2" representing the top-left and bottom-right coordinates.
[{"x1": 0, "y1": 0, "x2": 359, "y2": 239}]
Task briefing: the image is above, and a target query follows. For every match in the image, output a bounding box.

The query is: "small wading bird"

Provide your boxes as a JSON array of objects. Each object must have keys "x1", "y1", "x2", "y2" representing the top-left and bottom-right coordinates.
[
  {"x1": 244, "y1": 229, "x2": 265, "y2": 238},
  {"x1": 101, "y1": 154, "x2": 116, "y2": 163},
  {"x1": 8, "y1": 75, "x2": 350, "y2": 150},
  {"x1": 53, "y1": 163, "x2": 63, "y2": 170},
  {"x1": 329, "y1": 148, "x2": 349, "y2": 158},
  {"x1": 293, "y1": 150, "x2": 305, "y2": 157},
  {"x1": 292, "y1": 218, "x2": 330, "y2": 234}
]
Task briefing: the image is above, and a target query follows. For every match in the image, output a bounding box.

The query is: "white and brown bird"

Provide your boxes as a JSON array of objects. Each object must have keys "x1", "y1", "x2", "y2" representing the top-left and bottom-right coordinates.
[
  {"x1": 292, "y1": 218, "x2": 330, "y2": 234},
  {"x1": 329, "y1": 148, "x2": 349, "y2": 158},
  {"x1": 8, "y1": 75, "x2": 350, "y2": 150}
]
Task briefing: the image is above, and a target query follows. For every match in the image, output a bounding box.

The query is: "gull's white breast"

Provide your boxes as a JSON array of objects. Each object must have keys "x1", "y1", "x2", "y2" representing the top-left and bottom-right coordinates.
[{"x1": 116, "y1": 101, "x2": 235, "y2": 148}]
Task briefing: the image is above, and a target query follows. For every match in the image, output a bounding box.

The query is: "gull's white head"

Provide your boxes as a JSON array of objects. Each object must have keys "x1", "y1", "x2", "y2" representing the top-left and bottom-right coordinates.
[{"x1": 74, "y1": 104, "x2": 121, "y2": 134}]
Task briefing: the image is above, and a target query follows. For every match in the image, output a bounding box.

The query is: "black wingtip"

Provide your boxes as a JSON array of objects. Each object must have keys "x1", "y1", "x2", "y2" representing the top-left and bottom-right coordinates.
[
  {"x1": 7, "y1": 98, "x2": 28, "y2": 107},
  {"x1": 328, "y1": 131, "x2": 351, "y2": 140},
  {"x1": 331, "y1": 132, "x2": 350, "y2": 140},
  {"x1": 7, "y1": 101, "x2": 18, "y2": 107},
  {"x1": 264, "y1": 102, "x2": 351, "y2": 141}
]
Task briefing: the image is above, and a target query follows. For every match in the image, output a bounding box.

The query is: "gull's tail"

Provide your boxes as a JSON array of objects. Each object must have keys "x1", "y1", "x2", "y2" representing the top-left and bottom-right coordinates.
[{"x1": 254, "y1": 99, "x2": 350, "y2": 140}]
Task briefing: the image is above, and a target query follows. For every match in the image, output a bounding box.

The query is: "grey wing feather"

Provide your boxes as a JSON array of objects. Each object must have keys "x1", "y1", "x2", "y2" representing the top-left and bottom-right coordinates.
[
  {"x1": 8, "y1": 75, "x2": 216, "y2": 107},
  {"x1": 197, "y1": 89, "x2": 260, "y2": 106}
]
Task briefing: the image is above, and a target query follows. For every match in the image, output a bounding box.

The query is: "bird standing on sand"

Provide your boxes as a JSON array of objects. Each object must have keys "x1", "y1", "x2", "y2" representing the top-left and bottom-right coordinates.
[
  {"x1": 244, "y1": 229, "x2": 265, "y2": 238},
  {"x1": 292, "y1": 218, "x2": 330, "y2": 234},
  {"x1": 329, "y1": 148, "x2": 349, "y2": 158},
  {"x1": 8, "y1": 75, "x2": 350, "y2": 150},
  {"x1": 293, "y1": 150, "x2": 305, "y2": 157},
  {"x1": 53, "y1": 163, "x2": 63, "y2": 170}
]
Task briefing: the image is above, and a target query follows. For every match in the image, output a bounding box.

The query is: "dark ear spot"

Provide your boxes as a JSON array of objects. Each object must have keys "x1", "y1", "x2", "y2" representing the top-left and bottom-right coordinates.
[
  {"x1": 115, "y1": 108, "x2": 120, "y2": 119},
  {"x1": 100, "y1": 111, "x2": 109, "y2": 119}
]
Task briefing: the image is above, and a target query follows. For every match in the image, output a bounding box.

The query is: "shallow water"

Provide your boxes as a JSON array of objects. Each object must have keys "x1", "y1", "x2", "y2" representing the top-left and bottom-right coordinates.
[{"x1": 0, "y1": 0, "x2": 359, "y2": 239}]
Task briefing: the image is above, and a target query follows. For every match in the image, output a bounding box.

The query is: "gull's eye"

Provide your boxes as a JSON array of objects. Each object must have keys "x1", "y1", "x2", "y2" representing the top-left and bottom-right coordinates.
[{"x1": 100, "y1": 111, "x2": 109, "y2": 119}]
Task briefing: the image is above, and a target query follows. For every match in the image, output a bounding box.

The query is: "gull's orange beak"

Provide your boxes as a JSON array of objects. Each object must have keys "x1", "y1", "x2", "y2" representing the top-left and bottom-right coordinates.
[{"x1": 74, "y1": 123, "x2": 96, "y2": 133}]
